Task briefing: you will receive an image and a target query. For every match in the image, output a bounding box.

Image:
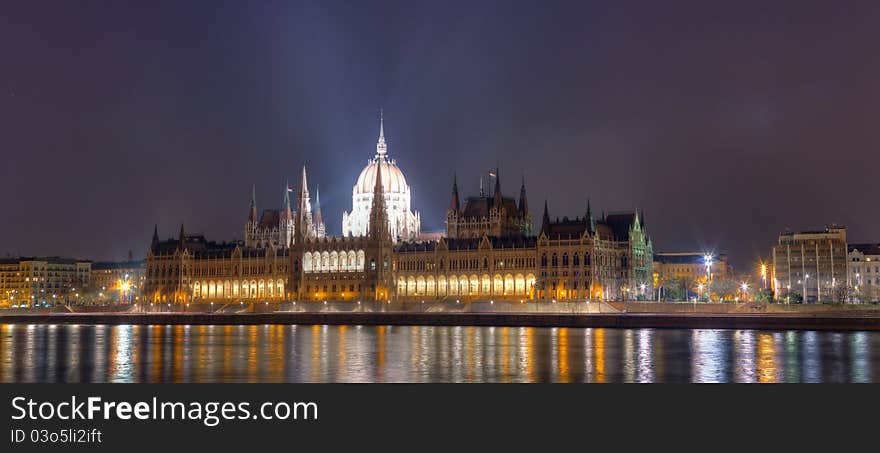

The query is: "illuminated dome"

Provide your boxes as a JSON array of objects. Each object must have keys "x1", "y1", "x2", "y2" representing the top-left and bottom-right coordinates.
[
  {"x1": 355, "y1": 157, "x2": 409, "y2": 195},
  {"x1": 342, "y1": 112, "x2": 420, "y2": 242}
]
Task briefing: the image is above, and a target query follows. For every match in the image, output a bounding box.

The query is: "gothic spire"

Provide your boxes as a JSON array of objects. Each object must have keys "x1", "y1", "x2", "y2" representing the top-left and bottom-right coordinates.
[
  {"x1": 369, "y1": 159, "x2": 389, "y2": 240},
  {"x1": 541, "y1": 200, "x2": 550, "y2": 234},
  {"x1": 376, "y1": 109, "x2": 387, "y2": 157},
  {"x1": 518, "y1": 175, "x2": 528, "y2": 215},
  {"x1": 249, "y1": 184, "x2": 257, "y2": 223},
  {"x1": 449, "y1": 174, "x2": 460, "y2": 213}
]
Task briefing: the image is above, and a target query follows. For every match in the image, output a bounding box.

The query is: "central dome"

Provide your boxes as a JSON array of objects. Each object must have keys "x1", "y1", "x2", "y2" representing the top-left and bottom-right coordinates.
[
  {"x1": 354, "y1": 157, "x2": 409, "y2": 195},
  {"x1": 342, "y1": 110, "x2": 421, "y2": 242}
]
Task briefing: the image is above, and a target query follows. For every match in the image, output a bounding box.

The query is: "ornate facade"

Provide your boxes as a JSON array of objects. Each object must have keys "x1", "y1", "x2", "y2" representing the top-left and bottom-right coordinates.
[
  {"x1": 144, "y1": 111, "x2": 653, "y2": 304},
  {"x1": 145, "y1": 225, "x2": 290, "y2": 303}
]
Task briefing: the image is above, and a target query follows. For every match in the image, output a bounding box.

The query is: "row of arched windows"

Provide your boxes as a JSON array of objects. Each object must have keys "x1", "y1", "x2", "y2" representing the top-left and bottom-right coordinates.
[
  {"x1": 303, "y1": 250, "x2": 366, "y2": 273},
  {"x1": 192, "y1": 279, "x2": 285, "y2": 299},
  {"x1": 396, "y1": 273, "x2": 536, "y2": 298}
]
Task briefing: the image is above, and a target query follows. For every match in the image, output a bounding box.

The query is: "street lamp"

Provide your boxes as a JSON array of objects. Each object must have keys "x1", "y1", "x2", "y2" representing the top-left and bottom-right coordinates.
[
  {"x1": 760, "y1": 263, "x2": 767, "y2": 290},
  {"x1": 740, "y1": 282, "x2": 749, "y2": 303},
  {"x1": 804, "y1": 273, "x2": 809, "y2": 303}
]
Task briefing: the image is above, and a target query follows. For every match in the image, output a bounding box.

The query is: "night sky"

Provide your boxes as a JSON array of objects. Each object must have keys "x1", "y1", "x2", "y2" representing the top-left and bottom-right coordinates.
[{"x1": 2, "y1": 1, "x2": 879, "y2": 270}]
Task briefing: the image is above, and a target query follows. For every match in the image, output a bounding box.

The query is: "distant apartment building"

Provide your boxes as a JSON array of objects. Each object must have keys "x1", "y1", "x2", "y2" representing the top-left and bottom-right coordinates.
[
  {"x1": 847, "y1": 243, "x2": 880, "y2": 302},
  {"x1": 0, "y1": 257, "x2": 91, "y2": 307},
  {"x1": 91, "y1": 260, "x2": 146, "y2": 302},
  {"x1": 771, "y1": 226, "x2": 847, "y2": 303},
  {"x1": 653, "y1": 252, "x2": 733, "y2": 284}
]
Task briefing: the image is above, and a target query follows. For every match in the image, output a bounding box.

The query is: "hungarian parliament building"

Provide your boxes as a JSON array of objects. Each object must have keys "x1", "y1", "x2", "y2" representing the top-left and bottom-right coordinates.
[{"x1": 145, "y1": 114, "x2": 654, "y2": 303}]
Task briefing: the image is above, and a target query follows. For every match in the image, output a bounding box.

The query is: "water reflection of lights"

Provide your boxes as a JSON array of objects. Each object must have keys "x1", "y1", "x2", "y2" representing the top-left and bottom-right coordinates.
[
  {"x1": 623, "y1": 330, "x2": 635, "y2": 383},
  {"x1": 733, "y1": 330, "x2": 756, "y2": 383},
  {"x1": 636, "y1": 329, "x2": 654, "y2": 383},
  {"x1": 850, "y1": 332, "x2": 870, "y2": 383},
  {"x1": 802, "y1": 331, "x2": 821, "y2": 383},
  {"x1": 2, "y1": 325, "x2": 879, "y2": 383},
  {"x1": 692, "y1": 329, "x2": 727, "y2": 383}
]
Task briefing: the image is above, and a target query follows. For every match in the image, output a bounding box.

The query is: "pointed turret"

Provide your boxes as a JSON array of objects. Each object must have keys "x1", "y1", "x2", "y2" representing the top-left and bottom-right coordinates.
[
  {"x1": 297, "y1": 165, "x2": 314, "y2": 239},
  {"x1": 314, "y1": 185, "x2": 324, "y2": 228},
  {"x1": 178, "y1": 224, "x2": 185, "y2": 250},
  {"x1": 369, "y1": 159, "x2": 389, "y2": 241},
  {"x1": 249, "y1": 184, "x2": 257, "y2": 223},
  {"x1": 492, "y1": 168, "x2": 503, "y2": 209},
  {"x1": 518, "y1": 176, "x2": 528, "y2": 215},
  {"x1": 151, "y1": 225, "x2": 159, "y2": 252},
  {"x1": 541, "y1": 200, "x2": 550, "y2": 234},
  {"x1": 449, "y1": 174, "x2": 460, "y2": 213}
]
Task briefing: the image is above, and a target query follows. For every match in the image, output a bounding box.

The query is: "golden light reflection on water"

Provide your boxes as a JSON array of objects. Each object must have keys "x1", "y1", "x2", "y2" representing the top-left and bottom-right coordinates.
[
  {"x1": 376, "y1": 325, "x2": 385, "y2": 381},
  {"x1": 311, "y1": 325, "x2": 320, "y2": 382},
  {"x1": 173, "y1": 325, "x2": 184, "y2": 383},
  {"x1": 337, "y1": 325, "x2": 347, "y2": 381},
  {"x1": 0, "y1": 324, "x2": 878, "y2": 383},
  {"x1": 757, "y1": 333, "x2": 777, "y2": 383},
  {"x1": 558, "y1": 327, "x2": 570, "y2": 383},
  {"x1": 526, "y1": 327, "x2": 535, "y2": 382},
  {"x1": 501, "y1": 327, "x2": 510, "y2": 382},
  {"x1": 594, "y1": 328, "x2": 606, "y2": 383}
]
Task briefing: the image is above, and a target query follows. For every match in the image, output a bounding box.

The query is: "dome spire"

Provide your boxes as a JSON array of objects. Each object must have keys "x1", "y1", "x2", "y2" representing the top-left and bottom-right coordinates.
[{"x1": 376, "y1": 108, "x2": 387, "y2": 157}]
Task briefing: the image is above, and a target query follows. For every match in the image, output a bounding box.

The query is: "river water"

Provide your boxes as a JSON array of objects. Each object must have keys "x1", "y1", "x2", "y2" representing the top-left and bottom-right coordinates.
[{"x1": 0, "y1": 324, "x2": 877, "y2": 383}]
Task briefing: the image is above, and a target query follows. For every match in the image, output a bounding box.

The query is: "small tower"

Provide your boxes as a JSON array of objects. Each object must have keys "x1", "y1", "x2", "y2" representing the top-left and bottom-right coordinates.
[
  {"x1": 249, "y1": 184, "x2": 257, "y2": 222},
  {"x1": 245, "y1": 185, "x2": 259, "y2": 247},
  {"x1": 281, "y1": 181, "x2": 294, "y2": 247}
]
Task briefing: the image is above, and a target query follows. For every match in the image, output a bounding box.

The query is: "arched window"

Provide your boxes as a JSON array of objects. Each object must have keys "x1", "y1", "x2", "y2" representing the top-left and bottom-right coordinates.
[
  {"x1": 584, "y1": 253, "x2": 591, "y2": 266},
  {"x1": 541, "y1": 254, "x2": 548, "y2": 268},
  {"x1": 562, "y1": 253, "x2": 569, "y2": 266},
  {"x1": 552, "y1": 254, "x2": 558, "y2": 267},
  {"x1": 573, "y1": 253, "x2": 580, "y2": 266}
]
